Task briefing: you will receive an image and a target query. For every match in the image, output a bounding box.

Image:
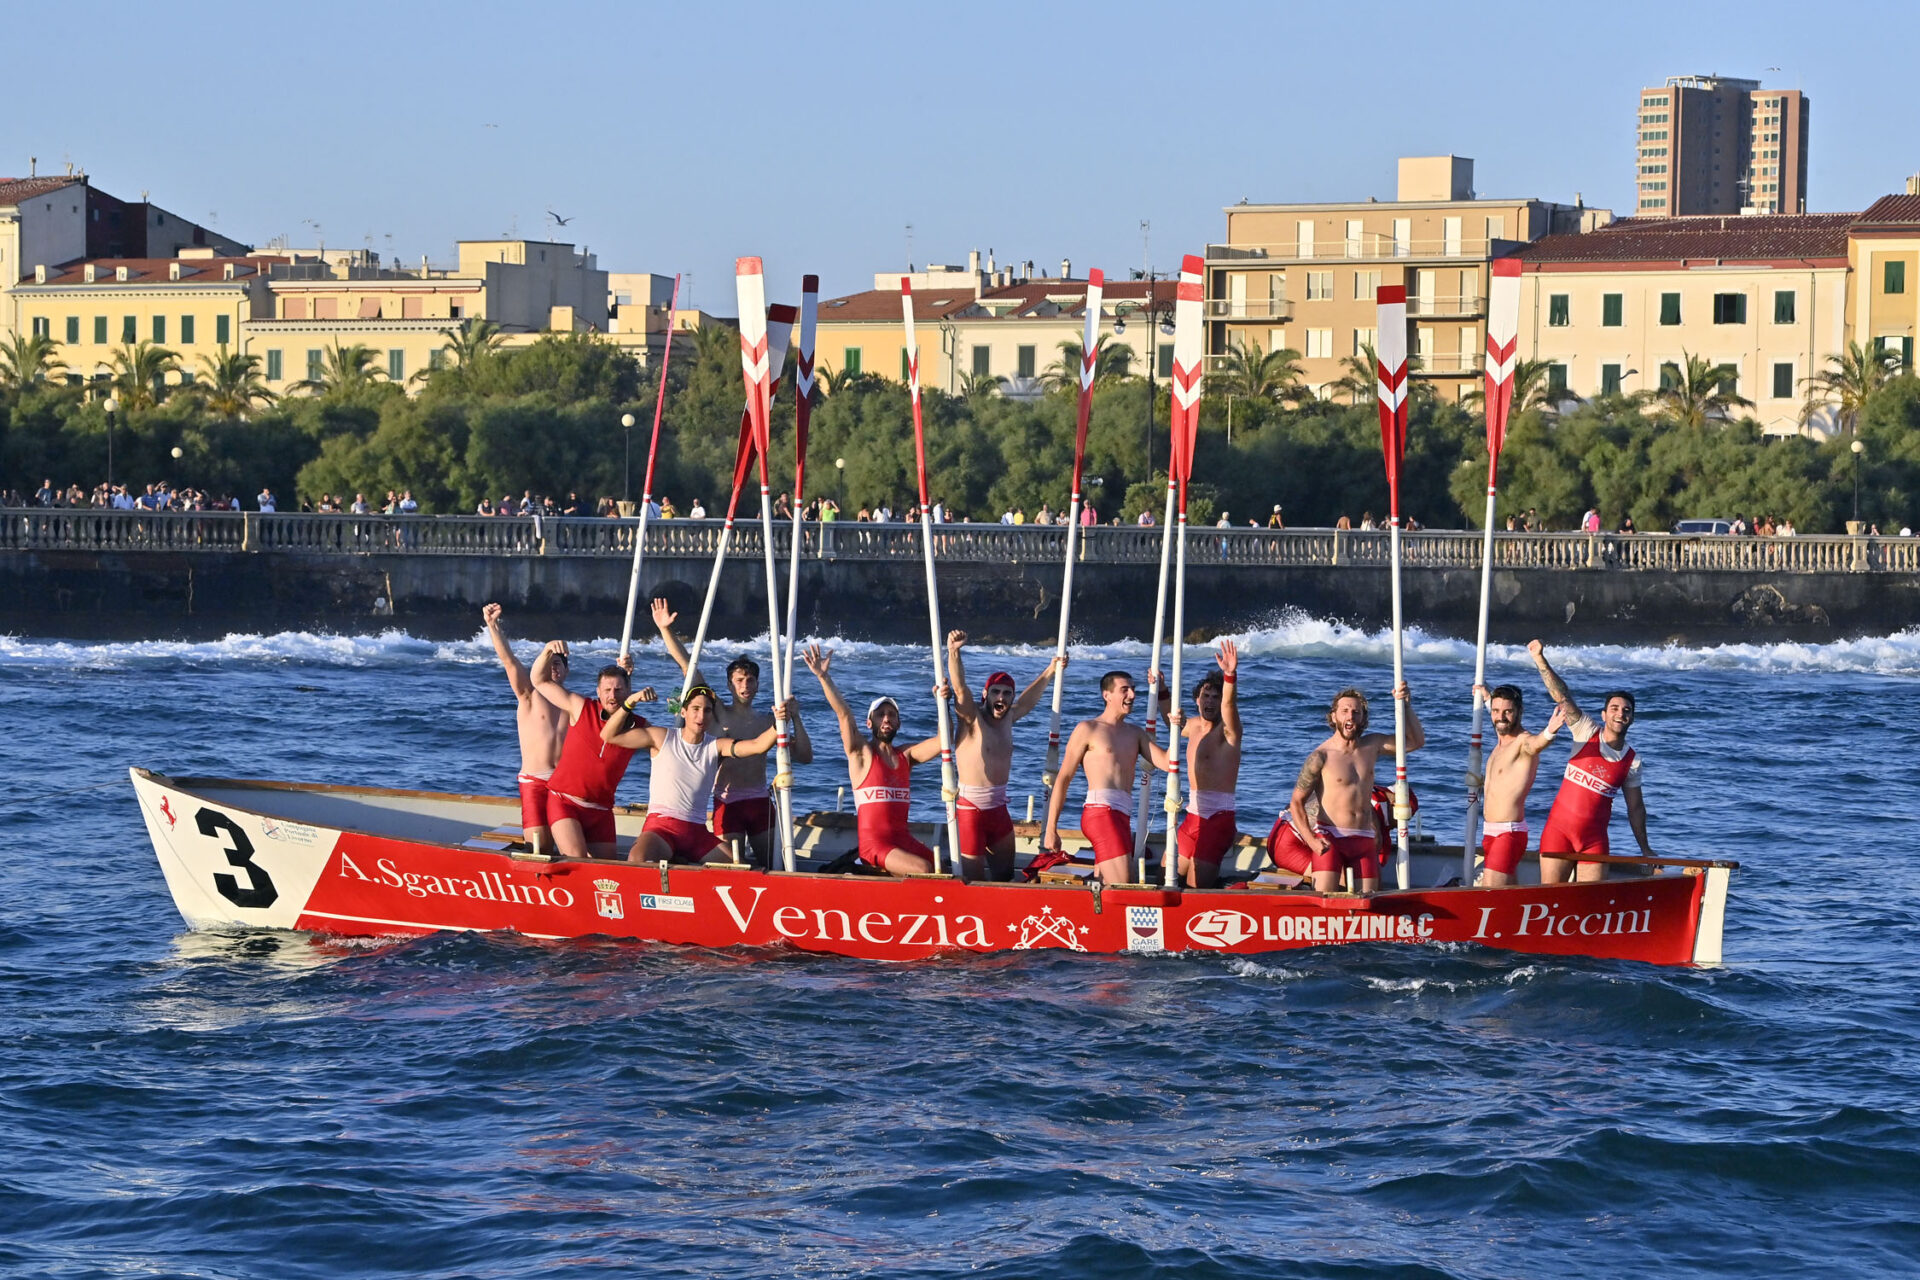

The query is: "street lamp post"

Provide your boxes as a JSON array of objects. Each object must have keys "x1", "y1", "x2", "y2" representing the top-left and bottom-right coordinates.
[
  {"x1": 103, "y1": 396, "x2": 118, "y2": 490},
  {"x1": 1852, "y1": 437, "x2": 1865, "y2": 525},
  {"x1": 834, "y1": 456, "x2": 846, "y2": 505},
  {"x1": 621, "y1": 411, "x2": 636, "y2": 505},
  {"x1": 1113, "y1": 275, "x2": 1176, "y2": 494}
]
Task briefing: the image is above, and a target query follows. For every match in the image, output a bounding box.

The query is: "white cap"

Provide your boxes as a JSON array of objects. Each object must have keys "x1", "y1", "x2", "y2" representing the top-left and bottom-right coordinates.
[{"x1": 867, "y1": 696, "x2": 899, "y2": 722}]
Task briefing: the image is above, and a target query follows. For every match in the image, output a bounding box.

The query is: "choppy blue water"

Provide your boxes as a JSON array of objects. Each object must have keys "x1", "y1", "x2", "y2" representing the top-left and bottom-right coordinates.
[{"x1": 2, "y1": 616, "x2": 1917, "y2": 1278}]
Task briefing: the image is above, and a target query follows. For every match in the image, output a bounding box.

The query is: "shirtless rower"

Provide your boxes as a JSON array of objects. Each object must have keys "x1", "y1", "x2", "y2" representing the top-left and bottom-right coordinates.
[
  {"x1": 1178, "y1": 640, "x2": 1243, "y2": 889},
  {"x1": 945, "y1": 630, "x2": 1062, "y2": 881},
  {"x1": 801, "y1": 643, "x2": 944, "y2": 876},
  {"x1": 1470, "y1": 683, "x2": 1566, "y2": 887},
  {"x1": 1529, "y1": 640, "x2": 1654, "y2": 882},
  {"x1": 482, "y1": 602, "x2": 568, "y2": 855},
  {"x1": 648, "y1": 598, "x2": 813, "y2": 865},
  {"x1": 1042, "y1": 671, "x2": 1178, "y2": 886},
  {"x1": 1279, "y1": 684, "x2": 1424, "y2": 893},
  {"x1": 599, "y1": 682, "x2": 791, "y2": 866},
  {"x1": 532, "y1": 643, "x2": 656, "y2": 859}
]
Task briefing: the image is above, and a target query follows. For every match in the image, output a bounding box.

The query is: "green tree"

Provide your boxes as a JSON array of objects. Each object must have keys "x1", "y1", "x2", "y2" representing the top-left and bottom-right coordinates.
[
  {"x1": 294, "y1": 341, "x2": 387, "y2": 398},
  {"x1": 1654, "y1": 351, "x2": 1753, "y2": 429},
  {"x1": 1459, "y1": 358, "x2": 1574, "y2": 417},
  {"x1": 192, "y1": 347, "x2": 278, "y2": 418},
  {"x1": 108, "y1": 341, "x2": 181, "y2": 411},
  {"x1": 0, "y1": 332, "x2": 66, "y2": 391},
  {"x1": 1040, "y1": 333, "x2": 1131, "y2": 392},
  {"x1": 1208, "y1": 337, "x2": 1305, "y2": 402},
  {"x1": 1802, "y1": 340, "x2": 1904, "y2": 436}
]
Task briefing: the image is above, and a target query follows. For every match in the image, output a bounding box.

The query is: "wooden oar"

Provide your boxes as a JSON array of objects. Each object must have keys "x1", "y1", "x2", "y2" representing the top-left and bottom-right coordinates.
[
  {"x1": 900, "y1": 278, "x2": 959, "y2": 876},
  {"x1": 1374, "y1": 285, "x2": 1413, "y2": 892},
  {"x1": 1462, "y1": 259, "x2": 1522, "y2": 886},
  {"x1": 1160, "y1": 255, "x2": 1206, "y2": 887},
  {"x1": 778, "y1": 275, "x2": 819, "y2": 869},
  {"x1": 1043, "y1": 269, "x2": 1105, "y2": 794},
  {"x1": 618, "y1": 273, "x2": 681, "y2": 663}
]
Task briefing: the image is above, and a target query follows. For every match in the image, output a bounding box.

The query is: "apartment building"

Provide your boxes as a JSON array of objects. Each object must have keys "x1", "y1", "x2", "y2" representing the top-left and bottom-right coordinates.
[
  {"x1": 1205, "y1": 157, "x2": 1607, "y2": 402},
  {"x1": 1847, "y1": 195, "x2": 1920, "y2": 371},
  {"x1": 814, "y1": 254, "x2": 1176, "y2": 399},
  {"x1": 1634, "y1": 76, "x2": 1809, "y2": 217},
  {"x1": 0, "y1": 170, "x2": 247, "y2": 291},
  {"x1": 1513, "y1": 214, "x2": 1853, "y2": 435}
]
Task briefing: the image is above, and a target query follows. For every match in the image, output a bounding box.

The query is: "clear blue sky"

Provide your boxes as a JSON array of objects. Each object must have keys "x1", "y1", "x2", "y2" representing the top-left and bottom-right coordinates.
[{"x1": 13, "y1": 0, "x2": 1915, "y2": 309}]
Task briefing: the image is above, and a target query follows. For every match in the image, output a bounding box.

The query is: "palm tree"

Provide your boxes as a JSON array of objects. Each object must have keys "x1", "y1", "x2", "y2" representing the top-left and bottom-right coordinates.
[
  {"x1": 193, "y1": 347, "x2": 278, "y2": 417},
  {"x1": 1458, "y1": 358, "x2": 1576, "y2": 416},
  {"x1": 0, "y1": 332, "x2": 67, "y2": 390},
  {"x1": 958, "y1": 368, "x2": 1004, "y2": 400},
  {"x1": 1208, "y1": 337, "x2": 1305, "y2": 402},
  {"x1": 1801, "y1": 340, "x2": 1903, "y2": 435},
  {"x1": 293, "y1": 341, "x2": 386, "y2": 397},
  {"x1": 1040, "y1": 333, "x2": 1130, "y2": 391},
  {"x1": 819, "y1": 362, "x2": 878, "y2": 396},
  {"x1": 1654, "y1": 351, "x2": 1753, "y2": 429},
  {"x1": 1328, "y1": 340, "x2": 1424, "y2": 404},
  {"x1": 440, "y1": 318, "x2": 504, "y2": 368},
  {"x1": 108, "y1": 341, "x2": 182, "y2": 410}
]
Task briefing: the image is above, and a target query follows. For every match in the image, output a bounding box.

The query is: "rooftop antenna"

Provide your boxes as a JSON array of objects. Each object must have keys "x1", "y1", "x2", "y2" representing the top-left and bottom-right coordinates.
[
  {"x1": 905, "y1": 223, "x2": 914, "y2": 272},
  {"x1": 1140, "y1": 219, "x2": 1151, "y2": 276}
]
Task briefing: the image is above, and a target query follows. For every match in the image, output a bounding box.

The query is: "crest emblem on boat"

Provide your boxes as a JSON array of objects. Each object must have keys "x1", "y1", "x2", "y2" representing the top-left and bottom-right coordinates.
[
  {"x1": 158, "y1": 797, "x2": 177, "y2": 828},
  {"x1": 1010, "y1": 905, "x2": 1086, "y2": 952},
  {"x1": 1126, "y1": 906, "x2": 1164, "y2": 953},
  {"x1": 593, "y1": 878, "x2": 623, "y2": 920},
  {"x1": 1185, "y1": 908, "x2": 1256, "y2": 949}
]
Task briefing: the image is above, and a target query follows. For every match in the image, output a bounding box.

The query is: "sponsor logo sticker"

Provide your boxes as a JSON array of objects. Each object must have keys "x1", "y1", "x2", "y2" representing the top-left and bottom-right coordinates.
[
  {"x1": 1186, "y1": 908, "x2": 1257, "y2": 949},
  {"x1": 259, "y1": 817, "x2": 321, "y2": 846},
  {"x1": 639, "y1": 894, "x2": 695, "y2": 914},
  {"x1": 158, "y1": 797, "x2": 178, "y2": 828},
  {"x1": 1009, "y1": 904, "x2": 1087, "y2": 951},
  {"x1": 593, "y1": 878, "x2": 624, "y2": 920},
  {"x1": 1126, "y1": 905, "x2": 1164, "y2": 953}
]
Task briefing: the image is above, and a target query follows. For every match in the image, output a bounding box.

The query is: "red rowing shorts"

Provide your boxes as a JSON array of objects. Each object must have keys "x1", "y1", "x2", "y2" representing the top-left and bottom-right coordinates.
[
  {"x1": 1538, "y1": 817, "x2": 1609, "y2": 860},
  {"x1": 1481, "y1": 828, "x2": 1530, "y2": 876},
  {"x1": 546, "y1": 791, "x2": 615, "y2": 848},
  {"x1": 858, "y1": 826, "x2": 935, "y2": 869},
  {"x1": 1079, "y1": 804, "x2": 1133, "y2": 867},
  {"x1": 713, "y1": 796, "x2": 772, "y2": 840},
  {"x1": 1178, "y1": 810, "x2": 1238, "y2": 866},
  {"x1": 1266, "y1": 815, "x2": 1315, "y2": 875},
  {"x1": 517, "y1": 773, "x2": 551, "y2": 835},
  {"x1": 957, "y1": 799, "x2": 1015, "y2": 860},
  {"x1": 1313, "y1": 833, "x2": 1381, "y2": 881},
  {"x1": 642, "y1": 813, "x2": 723, "y2": 864}
]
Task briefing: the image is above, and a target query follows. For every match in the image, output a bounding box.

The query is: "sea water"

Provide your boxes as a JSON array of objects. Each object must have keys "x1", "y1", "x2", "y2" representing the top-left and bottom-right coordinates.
[{"x1": 2, "y1": 617, "x2": 1917, "y2": 1278}]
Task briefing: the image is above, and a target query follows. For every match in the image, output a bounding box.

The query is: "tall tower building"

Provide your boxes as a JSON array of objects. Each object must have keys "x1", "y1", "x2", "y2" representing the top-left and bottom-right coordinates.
[{"x1": 1635, "y1": 76, "x2": 1809, "y2": 217}]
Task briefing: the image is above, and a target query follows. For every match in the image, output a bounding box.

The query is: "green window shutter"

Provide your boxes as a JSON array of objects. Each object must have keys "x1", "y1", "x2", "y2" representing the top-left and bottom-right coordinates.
[
  {"x1": 122, "y1": 316, "x2": 137, "y2": 342},
  {"x1": 1715, "y1": 364, "x2": 1738, "y2": 395},
  {"x1": 1602, "y1": 294, "x2": 1623, "y2": 326},
  {"x1": 843, "y1": 347, "x2": 861, "y2": 375},
  {"x1": 1157, "y1": 344, "x2": 1174, "y2": 378},
  {"x1": 266, "y1": 349, "x2": 282, "y2": 380},
  {"x1": 900, "y1": 348, "x2": 910, "y2": 382},
  {"x1": 1885, "y1": 261, "x2": 1906, "y2": 295},
  {"x1": 93, "y1": 316, "x2": 107, "y2": 344},
  {"x1": 1773, "y1": 290, "x2": 1795, "y2": 324},
  {"x1": 307, "y1": 349, "x2": 323, "y2": 379},
  {"x1": 152, "y1": 315, "x2": 166, "y2": 343},
  {"x1": 216, "y1": 314, "x2": 230, "y2": 344},
  {"x1": 1772, "y1": 363, "x2": 1794, "y2": 399},
  {"x1": 971, "y1": 345, "x2": 990, "y2": 376},
  {"x1": 65, "y1": 316, "x2": 79, "y2": 343},
  {"x1": 1601, "y1": 364, "x2": 1622, "y2": 396},
  {"x1": 1659, "y1": 293, "x2": 1681, "y2": 325},
  {"x1": 388, "y1": 349, "x2": 404, "y2": 381},
  {"x1": 1548, "y1": 294, "x2": 1570, "y2": 326},
  {"x1": 1906, "y1": 337, "x2": 1915, "y2": 370},
  {"x1": 180, "y1": 315, "x2": 195, "y2": 344},
  {"x1": 1018, "y1": 345, "x2": 1037, "y2": 379},
  {"x1": 1659, "y1": 362, "x2": 1680, "y2": 390}
]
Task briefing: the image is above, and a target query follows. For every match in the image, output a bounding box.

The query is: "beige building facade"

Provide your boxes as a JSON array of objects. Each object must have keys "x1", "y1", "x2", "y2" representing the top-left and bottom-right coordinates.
[
  {"x1": 1847, "y1": 195, "x2": 1920, "y2": 372},
  {"x1": 1205, "y1": 157, "x2": 1608, "y2": 402}
]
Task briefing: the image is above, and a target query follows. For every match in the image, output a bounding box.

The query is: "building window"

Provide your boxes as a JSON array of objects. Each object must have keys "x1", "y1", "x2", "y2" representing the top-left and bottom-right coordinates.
[
  {"x1": 1016, "y1": 345, "x2": 1036, "y2": 379},
  {"x1": 31, "y1": 316, "x2": 49, "y2": 339},
  {"x1": 1885, "y1": 261, "x2": 1907, "y2": 295},
  {"x1": 1352, "y1": 327, "x2": 1376, "y2": 356},
  {"x1": 1393, "y1": 219, "x2": 1410, "y2": 259},
  {"x1": 1712, "y1": 293, "x2": 1747, "y2": 324},
  {"x1": 1353, "y1": 271, "x2": 1379, "y2": 301},
  {"x1": 1157, "y1": 344, "x2": 1174, "y2": 378},
  {"x1": 901, "y1": 349, "x2": 911, "y2": 382},
  {"x1": 842, "y1": 348, "x2": 861, "y2": 375},
  {"x1": 1772, "y1": 362, "x2": 1794, "y2": 399},
  {"x1": 1306, "y1": 271, "x2": 1332, "y2": 300},
  {"x1": 1602, "y1": 294, "x2": 1623, "y2": 327},
  {"x1": 216, "y1": 314, "x2": 230, "y2": 344},
  {"x1": 429, "y1": 349, "x2": 446, "y2": 371},
  {"x1": 1443, "y1": 216, "x2": 1463, "y2": 257},
  {"x1": 152, "y1": 316, "x2": 166, "y2": 343},
  {"x1": 1304, "y1": 328, "x2": 1333, "y2": 359},
  {"x1": 65, "y1": 316, "x2": 79, "y2": 343},
  {"x1": 307, "y1": 349, "x2": 324, "y2": 380},
  {"x1": 266, "y1": 350, "x2": 283, "y2": 380},
  {"x1": 1296, "y1": 220, "x2": 1314, "y2": 258},
  {"x1": 1547, "y1": 364, "x2": 1569, "y2": 396},
  {"x1": 1548, "y1": 295, "x2": 1570, "y2": 327},
  {"x1": 1601, "y1": 364, "x2": 1623, "y2": 396},
  {"x1": 1659, "y1": 362, "x2": 1680, "y2": 391},
  {"x1": 971, "y1": 345, "x2": 990, "y2": 376},
  {"x1": 93, "y1": 316, "x2": 107, "y2": 344},
  {"x1": 388, "y1": 349, "x2": 405, "y2": 381},
  {"x1": 1345, "y1": 220, "x2": 1364, "y2": 258},
  {"x1": 122, "y1": 316, "x2": 137, "y2": 343},
  {"x1": 1110, "y1": 349, "x2": 1131, "y2": 376},
  {"x1": 1715, "y1": 364, "x2": 1739, "y2": 396},
  {"x1": 1659, "y1": 293, "x2": 1681, "y2": 326},
  {"x1": 1773, "y1": 290, "x2": 1795, "y2": 325},
  {"x1": 1484, "y1": 215, "x2": 1505, "y2": 243},
  {"x1": 181, "y1": 315, "x2": 195, "y2": 344}
]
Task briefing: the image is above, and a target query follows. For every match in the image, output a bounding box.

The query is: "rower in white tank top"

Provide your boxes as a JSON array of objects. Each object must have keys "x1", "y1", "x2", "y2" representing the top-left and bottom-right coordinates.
[{"x1": 648, "y1": 732, "x2": 721, "y2": 825}]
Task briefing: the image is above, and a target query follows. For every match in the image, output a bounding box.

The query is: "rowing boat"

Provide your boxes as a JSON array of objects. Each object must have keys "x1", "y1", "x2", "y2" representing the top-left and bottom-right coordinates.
[{"x1": 130, "y1": 768, "x2": 1735, "y2": 965}]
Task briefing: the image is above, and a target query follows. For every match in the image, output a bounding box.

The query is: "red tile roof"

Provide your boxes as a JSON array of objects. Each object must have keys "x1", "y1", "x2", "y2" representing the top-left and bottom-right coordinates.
[
  {"x1": 0, "y1": 176, "x2": 82, "y2": 207},
  {"x1": 1855, "y1": 194, "x2": 1920, "y2": 226},
  {"x1": 33, "y1": 255, "x2": 289, "y2": 286},
  {"x1": 818, "y1": 277, "x2": 1177, "y2": 322},
  {"x1": 1516, "y1": 213, "x2": 1856, "y2": 266}
]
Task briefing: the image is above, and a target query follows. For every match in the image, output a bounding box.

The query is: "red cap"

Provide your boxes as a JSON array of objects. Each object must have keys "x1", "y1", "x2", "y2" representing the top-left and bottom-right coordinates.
[{"x1": 983, "y1": 671, "x2": 1016, "y2": 695}]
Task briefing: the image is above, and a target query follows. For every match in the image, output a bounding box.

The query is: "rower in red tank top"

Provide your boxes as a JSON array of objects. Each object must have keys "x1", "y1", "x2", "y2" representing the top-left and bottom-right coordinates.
[
  {"x1": 531, "y1": 641, "x2": 656, "y2": 860},
  {"x1": 801, "y1": 643, "x2": 941, "y2": 876},
  {"x1": 1529, "y1": 640, "x2": 1656, "y2": 884}
]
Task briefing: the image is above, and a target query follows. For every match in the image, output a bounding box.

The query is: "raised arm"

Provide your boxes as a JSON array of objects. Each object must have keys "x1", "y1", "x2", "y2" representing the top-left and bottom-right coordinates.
[
  {"x1": 721, "y1": 699, "x2": 793, "y2": 759},
  {"x1": 802, "y1": 643, "x2": 864, "y2": 759},
  {"x1": 601, "y1": 696, "x2": 664, "y2": 751},
  {"x1": 531, "y1": 641, "x2": 586, "y2": 718},
  {"x1": 483, "y1": 603, "x2": 532, "y2": 700},
  {"x1": 1042, "y1": 722, "x2": 1091, "y2": 849},
  {"x1": 1523, "y1": 704, "x2": 1568, "y2": 756},
  {"x1": 1216, "y1": 640, "x2": 1242, "y2": 745},
  {"x1": 1289, "y1": 751, "x2": 1329, "y2": 856},
  {"x1": 1528, "y1": 639, "x2": 1585, "y2": 726},
  {"x1": 946, "y1": 630, "x2": 978, "y2": 727},
  {"x1": 1010, "y1": 654, "x2": 1064, "y2": 722},
  {"x1": 651, "y1": 598, "x2": 701, "y2": 682}
]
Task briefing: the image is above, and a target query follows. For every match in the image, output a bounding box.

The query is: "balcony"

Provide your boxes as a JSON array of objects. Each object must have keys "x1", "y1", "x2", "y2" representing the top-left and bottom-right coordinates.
[
  {"x1": 1406, "y1": 294, "x2": 1484, "y2": 318},
  {"x1": 1206, "y1": 236, "x2": 1496, "y2": 264},
  {"x1": 1415, "y1": 351, "x2": 1483, "y2": 376},
  {"x1": 1204, "y1": 297, "x2": 1292, "y2": 320}
]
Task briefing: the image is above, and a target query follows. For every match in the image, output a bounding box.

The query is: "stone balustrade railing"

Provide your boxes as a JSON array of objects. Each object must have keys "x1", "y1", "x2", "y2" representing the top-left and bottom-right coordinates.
[{"x1": 2, "y1": 509, "x2": 1914, "y2": 573}]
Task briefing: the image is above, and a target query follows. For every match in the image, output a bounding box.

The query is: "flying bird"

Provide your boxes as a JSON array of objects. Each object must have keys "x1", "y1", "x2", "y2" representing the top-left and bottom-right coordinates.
[{"x1": 547, "y1": 210, "x2": 573, "y2": 227}]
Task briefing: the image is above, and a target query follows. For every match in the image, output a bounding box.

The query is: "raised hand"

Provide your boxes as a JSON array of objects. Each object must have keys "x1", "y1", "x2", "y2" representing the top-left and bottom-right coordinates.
[
  {"x1": 947, "y1": 629, "x2": 967, "y2": 649},
  {"x1": 1545, "y1": 704, "x2": 1567, "y2": 734},
  {"x1": 650, "y1": 597, "x2": 677, "y2": 631},
  {"x1": 1527, "y1": 638, "x2": 1545, "y2": 661},
  {"x1": 616, "y1": 651, "x2": 635, "y2": 675},
  {"x1": 803, "y1": 643, "x2": 832, "y2": 676},
  {"x1": 482, "y1": 602, "x2": 503, "y2": 628},
  {"x1": 544, "y1": 640, "x2": 570, "y2": 662},
  {"x1": 1215, "y1": 637, "x2": 1238, "y2": 678},
  {"x1": 634, "y1": 686, "x2": 658, "y2": 702}
]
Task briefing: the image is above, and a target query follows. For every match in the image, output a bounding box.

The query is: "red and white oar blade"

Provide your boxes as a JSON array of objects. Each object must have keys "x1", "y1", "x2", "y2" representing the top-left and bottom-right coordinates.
[
  {"x1": 1375, "y1": 285, "x2": 1409, "y2": 500},
  {"x1": 1485, "y1": 259, "x2": 1521, "y2": 461},
  {"x1": 1168, "y1": 254, "x2": 1205, "y2": 488},
  {"x1": 793, "y1": 275, "x2": 819, "y2": 497},
  {"x1": 736, "y1": 259, "x2": 773, "y2": 475},
  {"x1": 1071, "y1": 269, "x2": 1105, "y2": 492},
  {"x1": 900, "y1": 277, "x2": 931, "y2": 506}
]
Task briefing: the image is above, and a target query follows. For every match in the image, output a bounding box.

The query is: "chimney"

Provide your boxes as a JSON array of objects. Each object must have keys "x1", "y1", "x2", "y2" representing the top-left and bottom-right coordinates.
[
  {"x1": 968, "y1": 249, "x2": 980, "y2": 273},
  {"x1": 1061, "y1": 257, "x2": 1071, "y2": 278},
  {"x1": 28, "y1": 156, "x2": 35, "y2": 177},
  {"x1": 1908, "y1": 174, "x2": 1920, "y2": 196},
  {"x1": 1023, "y1": 259, "x2": 1034, "y2": 279},
  {"x1": 987, "y1": 250, "x2": 996, "y2": 274}
]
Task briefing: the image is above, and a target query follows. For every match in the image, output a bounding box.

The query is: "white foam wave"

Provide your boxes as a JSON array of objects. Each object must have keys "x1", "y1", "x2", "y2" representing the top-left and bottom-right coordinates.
[{"x1": 4, "y1": 616, "x2": 1917, "y2": 676}]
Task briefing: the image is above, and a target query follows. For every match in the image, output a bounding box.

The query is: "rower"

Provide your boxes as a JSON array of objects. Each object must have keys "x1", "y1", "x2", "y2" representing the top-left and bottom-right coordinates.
[
  {"x1": 599, "y1": 683, "x2": 790, "y2": 866},
  {"x1": 482, "y1": 602, "x2": 568, "y2": 855},
  {"x1": 1178, "y1": 640, "x2": 1243, "y2": 889},
  {"x1": 1529, "y1": 640, "x2": 1654, "y2": 882},
  {"x1": 945, "y1": 629, "x2": 1062, "y2": 881},
  {"x1": 1042, "y1": 671, "x2": 1177, "y2": 886},
  {"x1": 801, "y1": 643, "x2": 943, "y2": 876},
  {"x1": 647, "y1": 597, "x2": 813, "y2": 866},
  {"x1": 1470, "y1": 683, "x2": 1566, "y2": 887},
  {"x1": 1285, "y1": 684, "x2": 1423, "y2": 893},
  {"x1": 532, "y1": 643, "x2": 656, "y2": 860}
]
